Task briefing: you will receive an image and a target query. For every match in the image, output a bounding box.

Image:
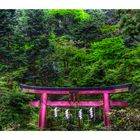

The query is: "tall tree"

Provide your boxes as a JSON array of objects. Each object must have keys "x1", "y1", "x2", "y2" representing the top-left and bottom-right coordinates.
[
  {"x1": 0, "y1": 10, "x2": 16, "y2": 66},
  {"x1": 22, "y1": 10, "x2": 49, "y2": 85}
]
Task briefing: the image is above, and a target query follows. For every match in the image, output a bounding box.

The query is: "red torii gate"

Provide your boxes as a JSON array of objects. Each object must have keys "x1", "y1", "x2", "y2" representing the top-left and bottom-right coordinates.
[{"x1": 20, "y1": 83, "x2": 131, "y2": 129}]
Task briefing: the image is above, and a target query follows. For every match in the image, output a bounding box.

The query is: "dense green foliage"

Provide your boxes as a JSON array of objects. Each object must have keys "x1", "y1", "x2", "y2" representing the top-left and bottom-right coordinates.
[{"x1": 0, "y1": 9, "x2": 140, "y2": 131}]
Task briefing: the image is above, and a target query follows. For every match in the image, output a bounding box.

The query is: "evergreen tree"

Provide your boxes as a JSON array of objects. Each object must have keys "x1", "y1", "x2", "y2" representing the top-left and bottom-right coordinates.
[{"x1": 119, "y1": 10, "x2": 140, "y2": 47}]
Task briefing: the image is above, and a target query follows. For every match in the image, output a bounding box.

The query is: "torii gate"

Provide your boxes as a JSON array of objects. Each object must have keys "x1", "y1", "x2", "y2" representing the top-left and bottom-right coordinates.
[{"x1": 20, "y1": 83, "x2": 131, "y2": 129}]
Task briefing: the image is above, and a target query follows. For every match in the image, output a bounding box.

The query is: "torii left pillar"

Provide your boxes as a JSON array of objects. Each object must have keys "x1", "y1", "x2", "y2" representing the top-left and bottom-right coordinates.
[
  {"x1": 103, "y1": 92, "x2": 110, "y2": 128},
  {"x1": 39, "y1": 93, "x2": 48, "y2": 129}
]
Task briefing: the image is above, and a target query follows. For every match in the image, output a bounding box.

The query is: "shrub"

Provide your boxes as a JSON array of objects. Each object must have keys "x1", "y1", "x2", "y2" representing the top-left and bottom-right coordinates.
[
  {"x1": 0, "y1": 86, "x2": 34, "y2": 130},
  {"x1": 110, "y1": 107, "x2": 140, "y2": 130}
]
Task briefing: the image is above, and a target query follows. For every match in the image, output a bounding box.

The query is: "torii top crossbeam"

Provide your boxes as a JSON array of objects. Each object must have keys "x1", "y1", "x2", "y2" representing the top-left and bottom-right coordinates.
[{"x1": 20, "y1": 83, "x2": 131, "y2": 94}]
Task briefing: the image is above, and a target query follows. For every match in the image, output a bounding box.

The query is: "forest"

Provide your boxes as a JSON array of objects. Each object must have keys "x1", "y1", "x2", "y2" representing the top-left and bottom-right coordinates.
[{"x1": 0, "y1": 9, "x2": 140, "y2": 131}]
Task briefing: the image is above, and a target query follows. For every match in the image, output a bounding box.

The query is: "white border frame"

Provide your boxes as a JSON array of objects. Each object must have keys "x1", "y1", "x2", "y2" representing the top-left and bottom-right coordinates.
[
  {"x1": 0, "y1": 0, "x2": 140, "y2": 9},
  {"x1": 1, "y1": 131, "x2": 140, "y2": 140}
]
